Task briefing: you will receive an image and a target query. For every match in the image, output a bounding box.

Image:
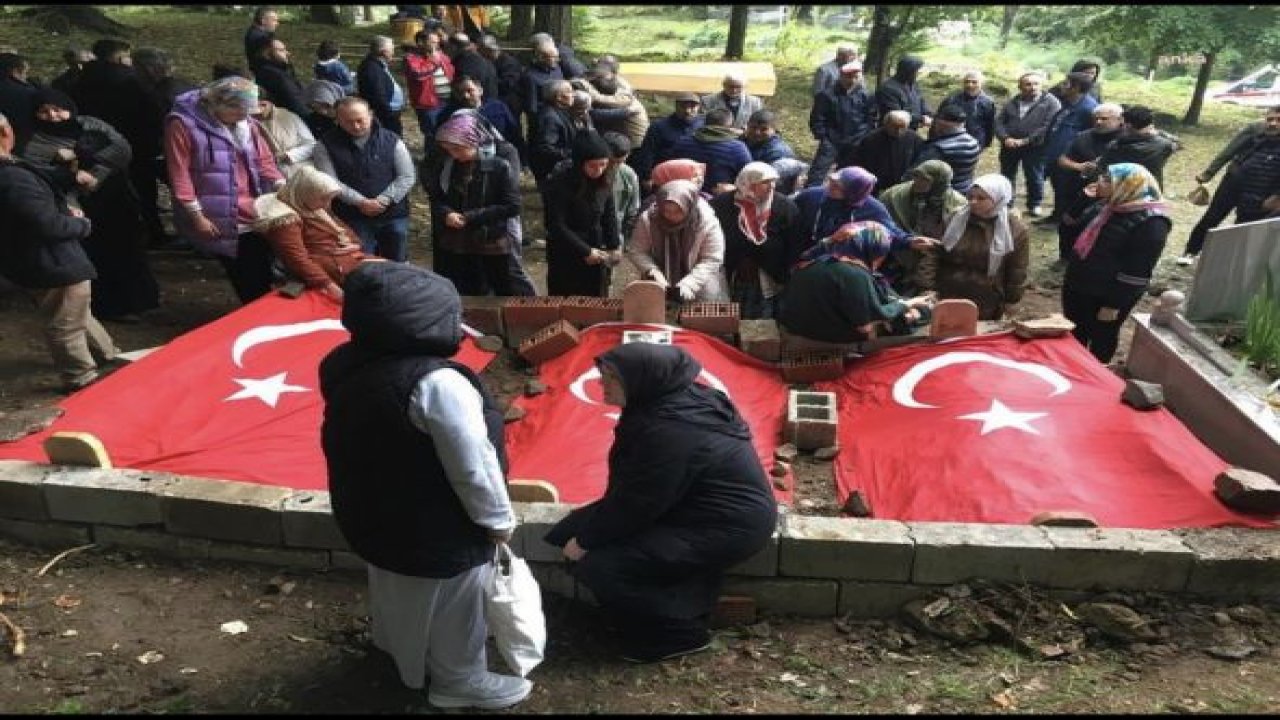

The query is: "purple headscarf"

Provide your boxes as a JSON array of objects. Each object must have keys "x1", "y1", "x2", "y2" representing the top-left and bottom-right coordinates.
[
  {"x1": 435, "y1": 113, "x2": 485, "y2": 148},
  {"x1": 828, "y1": 166, "x2": 877, "y2": 208}
]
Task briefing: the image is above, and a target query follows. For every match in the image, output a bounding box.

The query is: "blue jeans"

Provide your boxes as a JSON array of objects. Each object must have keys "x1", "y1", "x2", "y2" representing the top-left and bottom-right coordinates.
[
  {"x1": 998, "y1": 145, "x2": 1047, "y2": 211},
  {"x1": 415, "y1": 107, "x2": 446, "y2": 139},
  {"x1": 347, "y1": 215, "x2": 410, "y2": 262}
]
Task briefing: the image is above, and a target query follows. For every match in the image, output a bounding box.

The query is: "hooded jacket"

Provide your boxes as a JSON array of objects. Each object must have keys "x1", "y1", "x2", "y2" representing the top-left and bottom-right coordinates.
[
  {"x1": 0, "y1": 155, "x2": 96, "y2": 288},
  {"x1": 875, "y1": 56, "x2": 931, "y2": 130}
]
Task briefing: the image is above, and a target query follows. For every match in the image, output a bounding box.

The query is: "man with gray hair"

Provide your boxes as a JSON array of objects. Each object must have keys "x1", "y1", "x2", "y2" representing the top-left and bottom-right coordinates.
[
  {"x1": 937, "y1": 70, "x2": 996, "y2": 150},
  {"x1": 356, "y1": 35, "x2": 406, "y2": 136},
  {"x1": 701, "y1": 72, "x2": 764, "y2": 131},
  {"x1": 529, "y1": 31, "x2": 585, "y2": 79},
  {"x1": 994, "y1": 71, "x2": 1061, "y2": 217},
  {"x1": 812, "y1": 44, "x2": 858, "y2": 97},
  {"x1": 848, "y1": 109, "x2": 922, "y2": 195}
]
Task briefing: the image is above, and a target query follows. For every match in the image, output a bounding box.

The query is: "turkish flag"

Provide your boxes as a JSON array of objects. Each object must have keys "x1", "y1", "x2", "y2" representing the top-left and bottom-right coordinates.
[
  {"x1": 0, "y1": 291, "x2": 495, "y2": 491},
  {"x1": 817, "y1": 332, "x2": 1276, "y2": 529},
  {"x1": 504, "y1": 324, "x2": 792, "y2": 505}
]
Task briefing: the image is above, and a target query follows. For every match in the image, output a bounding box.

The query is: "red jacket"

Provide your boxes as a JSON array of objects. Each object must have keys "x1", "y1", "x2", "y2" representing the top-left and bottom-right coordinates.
[{"x1": 403, "y1": 50, "x2": 454, "y2": 110}]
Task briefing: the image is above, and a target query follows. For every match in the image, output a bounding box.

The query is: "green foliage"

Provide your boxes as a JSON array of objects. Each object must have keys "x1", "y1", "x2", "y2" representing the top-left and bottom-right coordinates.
[
  {"x1": 572, "y1": 5, "x2": 600, "y2": 47},
  {"x1": 686, "y1": 20, "x2": 727, "y2": 50},
  {"x1": 1244, "y1": 270, "x2": 1280, "y2": 374}
]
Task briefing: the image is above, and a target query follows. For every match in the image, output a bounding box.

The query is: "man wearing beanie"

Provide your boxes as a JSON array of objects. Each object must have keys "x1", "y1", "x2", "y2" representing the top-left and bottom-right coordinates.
[
  {"x1": 909, "y1": 104, "x2": 981, "y2": 193},
  {"x1": 543, "y1": 130, "x2": 621, "y2": 296}
]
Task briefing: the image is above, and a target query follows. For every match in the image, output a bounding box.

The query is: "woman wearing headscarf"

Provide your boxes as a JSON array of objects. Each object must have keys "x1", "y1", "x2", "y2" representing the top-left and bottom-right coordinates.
[
  {"x1": 252, "y1": 165, "x2": 370, "y2": 301},
  {"x1": 1062, "y1": 163, "x2": 1170, "y2": 362},
  {"x1": 303, "y1": 79, "x2": 346, "y2": 138},
  {"x1": 790, "y1": 166, "x2": 921, "y2": 267},
  {"x1": 778, "y1": 221, "x2": 934, "y2": 344},
  {"x1": 544, "y1": 342, "x2": 777, "y2": 663},
  {"x1": 649, "y1": 158, "x2": 706, "y2": 192},
  {"x1": 709, "y1": 162, "x2": 801, "y2": 319},
  {"x1": 879, "y1": 159, "x2": 968, "y2": 295},
  {"x1": 916, "y1": 173, "x2": 1030, "y2": 321},
  {"x1": 544, "y1": 130, "x2": 620, "y2": 297},
  {"x1": 256, "y1": 91, "x2": 317, "y2": 179},
  {"x1": 424, "y1": 112, "x2": 524, "y2": 296},
  {"x1": 23, "y1": 87, "x2": 160, "y2": 321},
  {"x1": 627, "y1": 179, "x2": 728, "y2": 302}
]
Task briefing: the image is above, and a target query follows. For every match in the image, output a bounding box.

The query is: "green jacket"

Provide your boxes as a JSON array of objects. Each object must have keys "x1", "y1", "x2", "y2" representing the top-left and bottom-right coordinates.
[{"x1": 779, "y1": 260, "x2": 907, "y2": 344}]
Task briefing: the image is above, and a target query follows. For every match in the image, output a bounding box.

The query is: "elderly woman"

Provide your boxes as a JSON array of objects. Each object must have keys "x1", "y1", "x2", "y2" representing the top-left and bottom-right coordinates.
[
  {"x1": 1063, "y1": 163, "x2": 1171, "y2": 362},
  {"x1": 24, "y1": 87, "x2": 160, "y2": 321},
  {"x1": 779, "y1": 221, "x2": 934, "y2": 344},
  {"x1": 627, "y1": 179, "x2": 728, "y2": 302},
  {"x1": 545, "y1": 342, "x2": 777, "y2": 663},
  {"x1": 879, "y1": 159, "x2": 968, "y2": 294},
  {"x1": 709, "y1": 162, "x2": 801, "y2": 319},
  {"x1": 791, "y1": 166, "x2": 921, "y2": 265},
  {"x1": 303, "y1": 79, "x2": 346, "y2": 138},
  {"x1": 916, "y1": 173, "x2": 1030, "y2": 320},
  {"x1": 252, "y1": 165, "x2": 369, "y2": 301},
  {"x1": 256, "y1": 94, "x2": 317, "y2": 179}
]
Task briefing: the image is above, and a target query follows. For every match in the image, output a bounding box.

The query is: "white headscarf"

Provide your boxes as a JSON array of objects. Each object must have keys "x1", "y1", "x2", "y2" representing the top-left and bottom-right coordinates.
[
  {"x1": 733, "y1": 161, "x2": 779, "y2": 245},
  {"x1": 941, "y1": 173, "x2": 1014, "y2": 278}
]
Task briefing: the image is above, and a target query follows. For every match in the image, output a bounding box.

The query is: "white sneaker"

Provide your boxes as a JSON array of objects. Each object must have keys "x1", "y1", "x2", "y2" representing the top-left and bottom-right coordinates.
[
  {"x1": 428, "y1": 673, "x2": 533, "y2": 710},
  {"x1": 1175, "y1": 254, "x2": 1196, "y2": 267}
]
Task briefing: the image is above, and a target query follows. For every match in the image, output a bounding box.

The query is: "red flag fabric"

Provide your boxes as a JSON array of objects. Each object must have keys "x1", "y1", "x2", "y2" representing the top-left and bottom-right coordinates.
[
  {"x1": 817, "y1": 332, "x2": 1275, "y2": 529},
  {"x1": 0, "y1": 291, "x2": 495, "y2": 491},
  {"x1": 504, "y1": 324, "x2": 792, "y2": 505}
]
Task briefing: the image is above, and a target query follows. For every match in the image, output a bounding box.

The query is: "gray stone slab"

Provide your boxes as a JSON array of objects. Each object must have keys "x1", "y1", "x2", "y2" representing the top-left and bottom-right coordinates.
[
  {"x1": 908, "y1": 522, "x2": 1056, "y2": 586},
  {"x1": 207, "y1": 541, "x2": 329, "y2": 569},
  {"x1": 329, "y1": 550, "x2": 367, "y2": 573},
  {"x1": 159, "y1": 475, "x2": 291, "y2": 545},
  {"x1": 720, "y1": 578, "x2": 840, "y2": 617},
  {"x1": 513, "y1": 502, "x2": 573, "y2": 563},
  {"x1": 780, "y1": 516, "x2": 913, "y2": 582},
  {"x1": 838, "y1": 582, "x2": 936, "y2": 619},
  {"x1": 1178, "y1": 528, "x2": 1280, "y2": 597},
  {"x1": 43, "y1": 468, "x2": 177, "y2": 527},
  {"x1": 0, "y1": 517, "x2": 91, "y2": 548},
  {"x1": 0, "y1": 460, "x2": 50, "y2": 520},
  {"x1": 527, "y1": 560, "x2": 576, "y2": 600},
  {"x1": 1041, "y1": 527, "x2": 1194, "y2": 592},
  {"x1": 729, "y1": 526, "x2": 780, "y2": 577},
  {"x1": 280, "y1": 491, "x2": 350, "y2": 551},
  {"x1": 93, "y1": 525, "x2": 212, "y2": 560}
]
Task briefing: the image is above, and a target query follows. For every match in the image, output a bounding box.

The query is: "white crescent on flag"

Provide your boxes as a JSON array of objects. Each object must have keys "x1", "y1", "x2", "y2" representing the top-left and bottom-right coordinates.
[
  {"x1": 230, "y1": 319, "x2": 347, "y2": 368},
  {"x1": 891, "y1": 351, "x2": 1072, "y2": 409}
]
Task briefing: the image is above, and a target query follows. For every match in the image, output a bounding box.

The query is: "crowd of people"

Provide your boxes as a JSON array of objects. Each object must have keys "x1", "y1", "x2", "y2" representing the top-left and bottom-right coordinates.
[{"x1": 3, "y1": 6, "x2": 1280, "y2": 709}]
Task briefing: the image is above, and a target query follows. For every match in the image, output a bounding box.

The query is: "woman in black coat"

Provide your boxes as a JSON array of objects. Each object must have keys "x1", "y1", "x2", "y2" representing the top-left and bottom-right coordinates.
[
  {"x1": 545, "y1": 343, "x2": 778, "y2": 663},
  {"x1": 544, "y1": 131, "x2": 620, "y2": 297},
  {"x1": 1062, "y1": 163, "x2": 1171, "y2": 363},
  {"x1": 709, "y1": 161, "x2": 802, "y2": 319}
]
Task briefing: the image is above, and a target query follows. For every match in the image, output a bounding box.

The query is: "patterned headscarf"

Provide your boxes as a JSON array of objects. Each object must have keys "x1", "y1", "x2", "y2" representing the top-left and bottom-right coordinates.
[
  {"x1": 733, "y1": 162, "x2": 779, "y2": 246},
  {"x1": 829, "y1": 166, "x2": 877, "y2": 208},
  {"x1": 651, "y1": 158, "x2": 706, "y2": 188},
  {"x1": 1073, "y1": 162, "x2": 1168, "y2": 259},
  {"x1": 941, "y1": 173, "x2": 1014, "y2": 278},
  {"x1": 203, "y1": 76, "x2": 259, "y2": 113},
  {"x1": 435, "y1": 112, "x2": 485, "y2": 148},
  {"x1": 798, "y1": 221, "x2": 893, "y2": 268}
]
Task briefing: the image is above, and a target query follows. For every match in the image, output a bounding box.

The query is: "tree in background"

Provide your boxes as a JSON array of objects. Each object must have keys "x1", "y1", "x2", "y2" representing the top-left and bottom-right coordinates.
[{"x1": 724, "y1": 5, "x2": 748, "y2": 61}]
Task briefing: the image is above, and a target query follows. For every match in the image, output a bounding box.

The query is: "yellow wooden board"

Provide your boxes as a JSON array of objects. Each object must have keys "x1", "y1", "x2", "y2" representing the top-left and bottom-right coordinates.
[
  {"x1": 618, "y1": 61, "x2": 777, "y2": 98},
  {"x1": 43, "y1": 431, "x2": 112, "y2": 469},
  {"x1": 508, "y1": 479, "x2": 560, "y2": 504}
]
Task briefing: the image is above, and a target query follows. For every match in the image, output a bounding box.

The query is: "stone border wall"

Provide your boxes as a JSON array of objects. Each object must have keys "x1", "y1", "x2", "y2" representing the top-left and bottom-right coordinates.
[{"x1": 4, "y1": 460, "x2": 1278, "y2": 618}]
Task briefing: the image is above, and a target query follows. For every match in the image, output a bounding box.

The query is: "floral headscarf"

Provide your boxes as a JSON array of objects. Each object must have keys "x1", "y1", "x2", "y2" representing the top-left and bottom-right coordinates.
[
  {"x1": 1073, "y1": 163, "x2": 1168, "y2": 259},
  {"x1": 941, "y1": 173, "x2": 1014, "y2": 278},
  {"x1": 651, "y1": 158, "x2": 706, "y2": 188},
  {"x1": 733, "y1": 162, "x2": 779, "y2": 246},
  {"x1": 798, "y1": 220, "x2": 893, "y2": 268},
  {"x1": 435, "y1": 112, "x2": 485, "y2": 148}
]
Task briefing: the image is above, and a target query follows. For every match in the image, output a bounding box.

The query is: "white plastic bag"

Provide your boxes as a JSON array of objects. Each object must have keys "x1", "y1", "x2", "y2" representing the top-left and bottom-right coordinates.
[{"x1": 483, "y1": 542, "x2": 546, "y2": 677}]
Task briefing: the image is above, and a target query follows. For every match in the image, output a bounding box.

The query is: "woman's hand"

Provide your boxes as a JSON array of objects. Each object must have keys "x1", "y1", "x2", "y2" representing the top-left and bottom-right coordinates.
[
  {"x1": 563, "y1": 537, "x2": 587, "y2": 561},
  {"x1": 676, "y1": 278, "x2": 697, "y2": 301},
  {"x1": 191, "y1": 213, "x2": 219, "y2": 241},
  {"x1": 1096, "y1": 307, "x2": 1120, "y2": 323},
  {"x1": 445, "y1": 212, "x2": 466, "y2": 229},
  {"x1": 648, "y1": 269, "x2": 669, "y2": 288},
  {"x1": 584, "y1": 248, "x2": 607, "y2": 265},
  {"x1": 909, "y1": 236, "x2": 939, "y2": 251},
  {"x1": 74, "y1": 170, "x2": 98, "y2": 192},
  {"x1": 321, "y1": 282, "x2": 344, "y2": 302}
]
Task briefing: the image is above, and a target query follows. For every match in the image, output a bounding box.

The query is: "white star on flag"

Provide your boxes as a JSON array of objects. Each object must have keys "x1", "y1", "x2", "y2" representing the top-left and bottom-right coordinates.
[
  {"x1": 225, "y1": 372, "x2": 309, "y2": 408},
  {"x1": 957, "y1": 399, "x2": 1047, "y2": 436}
]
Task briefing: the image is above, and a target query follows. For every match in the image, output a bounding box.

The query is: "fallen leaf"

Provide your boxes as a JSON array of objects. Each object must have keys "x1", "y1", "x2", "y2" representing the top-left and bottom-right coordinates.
[
  {"x1": 136, "y1": 650, "x2": 165, "y2": 664},
  {"x1": 905, "y1": 703, "x2": 925, "y2": 715},
  {"x1": 219, "y1": 620, "x2": 249, "y2": 635},
  {"x1": 287, "y1": 634, "x2": 316, "y2": 643},
  {"x1": 53, "y1": 594, "x2": 81, "y2": 609},
  {"x1": 179, "y1": 667, "x2": 199, "y2": 675},
  {"x1": 991, "y1": 691, "x2": 1017, "y2": 709}
]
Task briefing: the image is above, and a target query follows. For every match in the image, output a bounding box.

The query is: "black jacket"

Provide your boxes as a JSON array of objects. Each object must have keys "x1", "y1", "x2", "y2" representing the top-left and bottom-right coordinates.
[
  {"x1": 809, "y1": 84, "x2": 877, "y2": 148},
  {"x1": 356, "y1": 55, "x2": 400, "y2": 124},
  {"x1": 850, "y1": 127, "x2": 923, "y2": 194},
  {"x1": 1065, "y1": 208, "x2": 1170, "y2": 307},
  {"x1": 1098, "y1": 132, "x2": 1177, "y2": 189},
  {"x1": 252, "y1": 59, "x2": 311, "y2": 119},
  {"x1": 529, "y1": 104, "x2": 578, "y2": 181},
  {"x1": 710, "y1": 189, "x2": 802, "y2": 287},
  {"x1": 875, "y1": 57, "x2": 930, "y2": 130},
  {"x1": 938, "y1": 90, "x2": 997, "y2": 149},
  {"x1": 424, "y1": 152, "x2": 521, "y2": 255},
  {"x1": 72, "y1": 61, "x2": 150, "y2": 149},
  {"x1": 0, "y1": 157, "x2": 96, "y2": 289},
  {"x1": 450, "y1": 48, "x2": 498, "y2": 102},
  {"x1": 489, "y1": 51, "x2": 524, "y2": 113},
  {"x1": 0, "y1": 75, "x2": 37, "y2": 151}
]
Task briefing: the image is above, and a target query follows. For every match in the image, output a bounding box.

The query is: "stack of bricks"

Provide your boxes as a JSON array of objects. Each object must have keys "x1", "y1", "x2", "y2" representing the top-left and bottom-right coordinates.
[
  {"x1": 460, "y1": 295, "x2": 507, "y2": 338},
  {"x1": 560, "y1": 296, "x2": 623, "y2": 329},
  {"x1": 502, "y1": 297, "x2": 564, "y2": 346},
  {"x1": 780, "y1": 352, "x2": 845, "y2": 383},
  {"x1": 679, "y1": 302, "x2": 740, "y2": 337},
  {"x1": 785, "y1": 390, "x2": 838, "y2": 450},
  {"x1": 518, "y1": 319, "x2": 581, "y2": 366}
]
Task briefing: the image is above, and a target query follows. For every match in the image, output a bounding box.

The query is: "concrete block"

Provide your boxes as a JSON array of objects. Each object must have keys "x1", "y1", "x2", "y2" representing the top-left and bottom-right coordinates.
[
  {"x1": 786, "y1": 390, "x2": 838, "y2": 450},
  {"x1": 527, "y1": 560, "x2": 576, "y2": 600},
  {"x1": 780, "y1": 352, "x2": 845, "y2": 384},
  {"x1": 907, "y1": 522, "x2": 1056, "y2": 586},
  {"x1": 560, "y1": 296, "x2": 623, "y2": 328},
  {"x1": 159, "y1": 475, "x2": 291, "y2": 545},
  {"x1": 780, "y1": 516, "x2": 913, "y2": 582},
  {"x1": 517, "y1": 319, "x2": 580, "y2": 366},
  {"x1": 42, "y1": 468, "x2": 177, "y2": 527},
  {"x1": 92, "y1": 525, "x2": 212, "y2": 560},
  {"x1": 0, "y1": 517, "x2": 91, "y2": 548},
  {"x1": 729, "y1": 526, "x2": 780, "y2": 577},
  {"x1": 460, "y1": 295, "x2": 507, "y2": 337},
  {"x1": 739, "y1": 319, "x2": 781, "y2": 362},
  {"x1": 1178, "y1": 528, "x2": 1280, "y2": 597},
  {"x1": 1214, "y1": 468, "x2": 1280, "y2": 514},
  {"x1": 0, "y1": 460, "x2": 51, "y2": 520},
  {"x1": 678, "y1": 302, "x2": 740, "y2": 336},
  {"x1": 513, "y1": 502, "x2": 573, "y2": 563},
  {"x1": 280, "y1": 491, "x2": 350, "y2": 550},
  {"x1": 838, "y1": 581, "x2": 936, "y2": 619},
  {"x1": 930, "y1": 298, "x2": 978, "y2": 338},
  {"x1": 207, "y1": 540, "x2": 329, "y2": 569},
  {"x1": 1041, "y1": 527, "x2": 1194, "y2": 592},
  {"x1": 1121, "y1": 379, "x2": 1165, "y2": 410},
  {"x1": 1013, "y1": 314, "x2": 1074, "y2": 340},
  {"x1": 622, "y1": 280, "x2": 666, "y2": 324},
  {"x1": 329, "y1": 550, "x2": 367, "y2": 572},
  {"x1": 502, "y1": 297, "x2": 563, "y2": 336},
  {"x1": 0, "y1": 405, "x2": 62, "y2": 443},
  {"x1": 720, "y1": 578, "x2": 839, "y2": 617}
]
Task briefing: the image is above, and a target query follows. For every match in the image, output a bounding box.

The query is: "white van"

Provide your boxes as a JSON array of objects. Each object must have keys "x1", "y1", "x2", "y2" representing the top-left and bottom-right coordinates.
[{"x1": 1210, "y1": 65, "x2": 1280, "y2": 107}]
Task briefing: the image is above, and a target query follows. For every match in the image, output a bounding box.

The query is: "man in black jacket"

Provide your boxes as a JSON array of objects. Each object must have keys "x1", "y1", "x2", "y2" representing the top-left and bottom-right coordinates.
[
  {"x1": 0, "y1": 52, "x2": 38, "y2": 152},
  {"x1": 251, "y1": 37, "x2": 311, "y2": 120},
  {"x1": 1098, "y1": 105, "x2": 1178, "y2": 190},
  {"x1": 0, "y1": 112, "x2": 122, "y2": 392},
  {"x1": 937, "y1": 70, "x2": 996, "y2": 150},
  {"x1": 356, "y1": 36, "x2": 406, "y2": 136},
  {"x1": 848, "y1": 109, "x2": 921, "y2": 195},
  {"x1": 876, "y1": 55, "x2": 931, "y2": 131},
  {"x1": 243, "y1": 6, "x2": 279, "y2": 65},
  {"x1": 446, "y1": 32, "x2": 498, "y2": 104},
  {"x1": 805, "y1": 60, "x2": 876, "y2": 188}
]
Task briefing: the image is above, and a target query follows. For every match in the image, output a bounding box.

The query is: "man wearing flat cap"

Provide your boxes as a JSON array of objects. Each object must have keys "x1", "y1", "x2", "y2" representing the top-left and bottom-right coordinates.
[
  {"x1": 805, "y1": 60, "x2": 875, "y2": 187},
  {"x1": 632, "y1": 91, "x2": 704, "y2": 191}
]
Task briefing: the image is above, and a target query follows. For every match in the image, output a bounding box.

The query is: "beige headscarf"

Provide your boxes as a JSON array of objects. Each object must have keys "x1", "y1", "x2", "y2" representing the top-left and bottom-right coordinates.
[{"x1": 253, "y1": 166, "x2": 350, "y2": 245}]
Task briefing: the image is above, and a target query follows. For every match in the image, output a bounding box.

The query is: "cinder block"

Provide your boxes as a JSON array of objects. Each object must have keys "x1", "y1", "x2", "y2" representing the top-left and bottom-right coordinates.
[
  {"x1": 0, "y1": 460, "x2": 51, "y2": 520},
  {"x1": 679, "y1": 302, "x2": 740, "y2": 336},
  {"x1": 560, "y1": 296, "x2": 623, "y2": 328},
  {"x1": 518, "y1": 319, "x2": 580, "y2": 366},
  {"x1": 622, "y1": 280, "x2": 667, "y2": 324},
  {"x1": 527, "y1": 560, "x2": 576, "y2": 600},
  {"x1": 907, "y1": 522, "x2": 1056, "y2": 586},
  {"x1": 513, "y1": 502, "x2": 574, "y2": 563},
  {"x1": 93, "y1": 525, "x2": 212, "y2": 560},
  {"x1": 720, "y1": 578, "x2": 839, "y2": 617},
  {"x1": 739, "y1": 319, "x2": 781, "y2": 362},
  {"x1": 207, "y1": 540, "x2": 329, "y2": 569},
  {"x1": 780, "y1": 516, "x2": 914, "y2": 582},
  {"x1": 329, "y1": 550, "x2": 367, "y2": 572},
  {"x1": 1040, "y1": 527, "x2": 1194, "y2": 592},
  {"x1": 160, "y1": 475, "x2": 291, "y2": 545},
  {"x1": 0, "y1": 517, "x2": 91, "y2": 548},
  {"x1": 838, "y1": 581, "x2": 936, "y2": 619},
  {"x1": 780, "y1": 352, "x2": 845, "y2": 384},
  {"x1": 502, "y1": 297, "x2": 563, "y2": 336},
  {"x1": 280, "y1": 491, "x2": 350, "y2": 551},
  {"x1": 786, "y1": 390, "x2": 838, "y2": 450},
  {"x1": 1178, "y1": 528, "x2": 1280, "y2": 597},
  {"x1": 43, "y1": 468, "x2": 177, "y2": 527},
  {"x1": 729, "y1": 525, "x2": 780, "y2": 577},
  {"x1": 460, "y1": 295, "x2": 507, "y2": 337}
]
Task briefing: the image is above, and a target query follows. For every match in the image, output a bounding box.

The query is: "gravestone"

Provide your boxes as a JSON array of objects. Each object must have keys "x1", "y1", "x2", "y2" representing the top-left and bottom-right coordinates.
[
  {"x1": 1184, "y1": 217, "x2": 1280, "y2": 323},
  {"x1": 622, "y1": 280, "x2": 667, "y2": 324},
  {"x1": 929, "y1": 299, "x2": 979, "y2": 338}
]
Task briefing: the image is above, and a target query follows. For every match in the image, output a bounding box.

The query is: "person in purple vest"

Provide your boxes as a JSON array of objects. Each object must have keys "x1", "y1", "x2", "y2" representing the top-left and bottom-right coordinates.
[{"x1": 165, "y1": 76, "x2": 285, "y2": 303}]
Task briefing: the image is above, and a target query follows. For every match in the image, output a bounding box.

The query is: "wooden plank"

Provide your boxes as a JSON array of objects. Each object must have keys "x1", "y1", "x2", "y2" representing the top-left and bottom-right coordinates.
[{"x1": 618, "y1": 61, "x2": 777, "y2": 97}]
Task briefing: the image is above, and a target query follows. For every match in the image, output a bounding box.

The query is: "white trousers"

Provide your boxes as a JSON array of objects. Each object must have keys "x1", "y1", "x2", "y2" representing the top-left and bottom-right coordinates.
[{"x1": 367, "y1": 563, "x2": 490, "y2": 691}]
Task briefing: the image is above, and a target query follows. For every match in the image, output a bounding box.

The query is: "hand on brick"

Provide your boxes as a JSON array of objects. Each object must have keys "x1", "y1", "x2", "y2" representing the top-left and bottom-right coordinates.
[
  {"x1": 676, "y1": 279, "x2": 697, "y2": 302},
  {"x1": 445, "y1": 212, "x2": 467, "y2": 229},
  {"x1": 648, "y1": 269, "x2": 669, "y2": 288}
]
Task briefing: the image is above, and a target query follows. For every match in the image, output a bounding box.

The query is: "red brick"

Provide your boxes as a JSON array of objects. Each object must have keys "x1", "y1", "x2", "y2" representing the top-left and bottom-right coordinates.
[
  {"x1": 560, "y1": 296, "x2": 623, "y2": 328},
  {"x1": 930, "y1": 299, "x2": 979, "y2": 338},
  {"x1": 518, "y1": 319, "x2": 581, "y2": 366},
  {"x1": 679, "y1": 302, "x2": 740, "y2": 336},
  {"x1": 622, "y1": 281, "x2": 667, "y2": 324},
  {"x1": 711, "y1": 595, "x2": 757, "y2": 628},
  {"x1": 503, "y1": 297, "x2": 564, "y2": 346},
  {"x1": 780, "y1": 352, "x2": 845, "y2": 384},
  {"x1": 460, "y1": 295, "x2": 507, "y2": 337}
]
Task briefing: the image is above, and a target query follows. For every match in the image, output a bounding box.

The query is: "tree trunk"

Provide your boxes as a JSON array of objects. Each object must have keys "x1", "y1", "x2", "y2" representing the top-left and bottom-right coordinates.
[
  {"x1": 310, "y1": 5, "x2": 340, "y2": 24},
  {"x1": 508, "y1": 5, "x2": 534, "y2": 43},
  {"x1": 1182, "y1": 50, "x2": 1216, "y2": 126},
  {"x1": 863, "y1": 5, "x2": 898, "y2": 86},
  {"x1": 998, "y1": 5, "x2": 1018, "y2": 50},
  {"x1": 362, "y1": 5, "x2": 374, "y2": 22},
  {"x1": 1146, "y1": 45, "x2": 1161, "y2": 82},
  {"x1": 534, "y1": 5, "x2": 572, "y2": 44},
  {"x1": 795, "y1": 5, "x2": 814, "y2": 24},
  {"x1": 725, "y1": 5, "x2": 749, "y2": 60}
]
